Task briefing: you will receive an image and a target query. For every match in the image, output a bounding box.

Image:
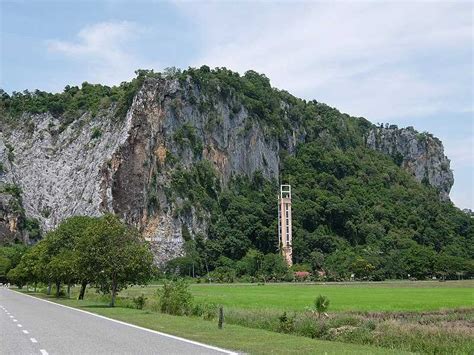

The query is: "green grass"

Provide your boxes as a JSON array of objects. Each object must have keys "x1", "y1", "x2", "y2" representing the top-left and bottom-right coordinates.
[
  {"x1": 18, "y1": 281, "x2": 473, "y2": 354},
  {"x1": 19, "y1": 292, "x2": 402, "y2": 355},
  {"x1": 119, "y1": 280, "x2": 474, "y2": 312}
]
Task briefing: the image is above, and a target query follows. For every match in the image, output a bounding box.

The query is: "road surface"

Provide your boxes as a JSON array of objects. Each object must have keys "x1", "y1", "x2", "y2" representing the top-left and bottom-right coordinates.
[{"x1": 0, "y1": 288, "x2": 236, "y2": 355}]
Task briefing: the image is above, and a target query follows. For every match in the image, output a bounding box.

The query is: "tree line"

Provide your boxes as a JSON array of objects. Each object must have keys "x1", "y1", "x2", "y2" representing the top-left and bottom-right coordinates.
[{"x1": 1, "y1": 214, "x2": 154, "y2": 306}]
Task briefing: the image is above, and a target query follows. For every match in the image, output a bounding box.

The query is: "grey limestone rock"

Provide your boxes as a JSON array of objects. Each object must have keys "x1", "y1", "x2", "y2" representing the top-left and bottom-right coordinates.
[{"x1": 366, "y1": 126, "x2": 453, "y2": 201}]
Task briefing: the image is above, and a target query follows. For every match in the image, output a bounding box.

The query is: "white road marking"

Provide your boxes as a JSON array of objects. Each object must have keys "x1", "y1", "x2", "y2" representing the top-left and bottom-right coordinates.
[
  {"x1": 13, "y1": 289, "x2": 237, "y2": 355},
  {"x1": 40, "y1": 350, "x2": 49, "y2": 355},
  {"x1": 22, "y1": 330, "x2": 29, "y2": 334},
  {"x1": 13, "y1": 319, "x2": 18, "y2": 322},
  {"x1": 9, "y1": 315, "x2": 13, "y2": 318},
  {"x1": 30, "y1": 338, "x2": 38, "y2": 343},
  {"x1": 17, "y1": 324, "x2": 23, "y2": 327}
]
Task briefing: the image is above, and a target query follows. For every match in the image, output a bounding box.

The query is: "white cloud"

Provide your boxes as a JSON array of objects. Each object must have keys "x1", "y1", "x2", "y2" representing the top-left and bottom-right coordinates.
[
  {"x1": 174, "y1": 1, "x2": 473, "y2": 207},
  {"x1": 445, "y1": 135, "x2": 474, "y2": 168},
  {"x1": 175, "y1": 1, "x2": 472, "y2": 121},
  {"x1": 47, "y1": 21, "x2": 152, "y2": 85}
]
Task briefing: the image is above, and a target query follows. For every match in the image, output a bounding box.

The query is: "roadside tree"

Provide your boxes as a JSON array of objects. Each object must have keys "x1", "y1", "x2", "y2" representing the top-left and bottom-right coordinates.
[{"x1": 78, "y1": 214, "x2": 154, "y2": 306}]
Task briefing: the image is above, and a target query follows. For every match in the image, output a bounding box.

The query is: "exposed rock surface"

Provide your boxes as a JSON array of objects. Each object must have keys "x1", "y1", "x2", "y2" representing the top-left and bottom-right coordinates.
[
  {"x1": 366, "y1": 126, "x2": 453, "y2": 200},
  {"x1": 0, "y1": 77, "x2": 287, "y2": 261},
  {"x1": 0, "y1": 77, "x2": 454, "y2": 261},
  {"x1": 0, "y1": 138, "x2": 30, "y2": 243}
]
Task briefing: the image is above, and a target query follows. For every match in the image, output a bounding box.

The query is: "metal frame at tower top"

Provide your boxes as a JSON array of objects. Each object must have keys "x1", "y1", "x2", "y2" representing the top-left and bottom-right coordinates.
[{"x1": 280, "y1": 184, "x2": 291, "y2": 199}]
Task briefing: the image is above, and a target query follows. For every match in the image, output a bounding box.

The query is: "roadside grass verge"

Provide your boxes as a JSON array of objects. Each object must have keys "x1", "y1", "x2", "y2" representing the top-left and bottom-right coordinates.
[
  {"x1": 222, "y1": 307, "x2": 474, "y2": 354},
  {"x1": 15, "y1": 291, "x2": 401, "y2": 355}
]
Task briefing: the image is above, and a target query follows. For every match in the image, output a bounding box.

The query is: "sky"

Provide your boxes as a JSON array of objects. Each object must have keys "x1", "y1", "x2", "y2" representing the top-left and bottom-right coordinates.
[{"x1": 1, "y1": 0, "x2": 473, "y2": 209}]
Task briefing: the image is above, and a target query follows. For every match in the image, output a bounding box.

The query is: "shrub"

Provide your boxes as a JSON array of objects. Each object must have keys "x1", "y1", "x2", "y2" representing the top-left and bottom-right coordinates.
[
  {"x1": 294, "y1": 315, "x2": 329, "y2": 338},
  {"x1": 157, "y1": 280, "x2": 193, "y2": 316},
  {"x1": 115, "y1": 297, "x2": 135, "y2": 309},
  {"x1": 327, "y1": 315, "x2": 361, "y2": 328},
  {"x1": 191, "y1": 302, "x2": 218, "y2": 320},
  {"x1": 278, "y1": 312, "x2": 295, "y2": 333},
  {"x1": 132, "y1": 294, "x2": 147, "y2": 310},
  {"x1": 91, "y1": 127, "x2": 102, "y2": 140}
]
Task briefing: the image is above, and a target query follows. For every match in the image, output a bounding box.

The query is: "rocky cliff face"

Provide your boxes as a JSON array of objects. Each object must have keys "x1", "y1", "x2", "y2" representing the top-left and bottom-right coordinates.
[
  {"x1": 0, "y1": 74, "x2": 454, "y2": 261},
  {"x1": 0, "y1": 139, "x2": 26, "y2": 243},
  {"x1": 0, "y1": 77, "x2": 294, "y2": 261},
  {"x1": 366, "y1": 126, "x2": 453, "y2": 200}
]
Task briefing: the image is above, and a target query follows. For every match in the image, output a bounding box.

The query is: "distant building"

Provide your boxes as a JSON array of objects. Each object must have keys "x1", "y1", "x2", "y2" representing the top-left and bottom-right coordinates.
[{"x1": 278, "y1": 184, "x2": 293, "y2": 266}]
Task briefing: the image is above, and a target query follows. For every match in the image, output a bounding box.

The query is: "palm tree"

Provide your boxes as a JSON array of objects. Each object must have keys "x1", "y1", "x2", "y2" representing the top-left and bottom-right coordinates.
[{"x1": 314, "y1": 294, "x2": 330, "y2": 318}]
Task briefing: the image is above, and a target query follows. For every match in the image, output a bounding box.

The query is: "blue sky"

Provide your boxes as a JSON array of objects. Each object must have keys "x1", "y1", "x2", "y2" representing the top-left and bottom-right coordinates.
[{"x1": 1, "y1": 0, "x2": 473, "y2": 209}]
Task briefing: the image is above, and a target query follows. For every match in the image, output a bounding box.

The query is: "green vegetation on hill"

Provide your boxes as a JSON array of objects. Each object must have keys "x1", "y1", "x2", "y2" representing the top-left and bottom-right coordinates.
[
  {"x1": 0, "y1": 69, "x2": 158, "y2": 127},
  {"x1": 1, "y1": 66, "x2": 472, "y2": 281},
  {"x1": 167, "y1": 146, "x2": 472, "y2": 281},
  {"x1": 161, "y1": 67, "x2": 473, "y2": 281}
]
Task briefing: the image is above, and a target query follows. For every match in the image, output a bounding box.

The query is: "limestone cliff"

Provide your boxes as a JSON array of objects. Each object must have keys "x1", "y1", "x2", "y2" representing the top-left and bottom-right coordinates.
[
  {"x1": 0, "y1": 72, "x2": 455, "y2": 262},
  {"x1": 366, "y1": 125, "x2": 453, "y2": 200},
  {"x1": 0, "y1": 76, "x2": 290, "y2": 260}
]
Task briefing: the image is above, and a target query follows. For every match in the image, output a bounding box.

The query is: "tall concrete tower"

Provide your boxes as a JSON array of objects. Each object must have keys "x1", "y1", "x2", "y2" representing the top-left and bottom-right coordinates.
[{"x1": 278, "y1": 184, "x2": 293, "y2": 266}]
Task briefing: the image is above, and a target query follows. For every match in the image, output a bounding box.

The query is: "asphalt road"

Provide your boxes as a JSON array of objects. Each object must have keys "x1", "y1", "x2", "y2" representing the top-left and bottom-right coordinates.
[{"x1": 0, "y1": 288, "x2": 236, "y2": 355}]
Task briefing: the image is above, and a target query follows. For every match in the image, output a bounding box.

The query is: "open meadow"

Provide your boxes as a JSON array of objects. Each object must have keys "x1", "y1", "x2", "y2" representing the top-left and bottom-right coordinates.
[
  {"x1": 119, "y1": 280, "x2": 474, "y2": 312},
  {"x1": 19, "y1": 280, "x2": 474, "y2": 354}
]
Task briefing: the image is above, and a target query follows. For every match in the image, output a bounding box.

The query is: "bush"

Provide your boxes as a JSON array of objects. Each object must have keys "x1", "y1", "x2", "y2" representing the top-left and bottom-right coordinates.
[
  {"x1": 91, "y1": 127, "x2": 102, "y2": 140},
  {"x1": 327, "y1": 315, "x2": 361, "y2": 328},
  {"x1": 191, "y1": 302, "x2": 218, "y2": 320},
  {"x1": 132, "y1": 294, "x2": 147, "y2": 310},
  {"x1": 294, "y1": 315, "x2": 329, "y2": 338},
  {"x1": 157, "y1": 280, "x2": 193, "y2": 315},
  {"x1": 115, "y1": 297, "x2": 135, "y2": 309},
  {"x1": 278, "y1": 312, "x2": 295, "y2": 333}
]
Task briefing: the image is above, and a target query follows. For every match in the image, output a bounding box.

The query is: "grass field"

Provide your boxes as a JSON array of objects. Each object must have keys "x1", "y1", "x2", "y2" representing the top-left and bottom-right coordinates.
[
  {"x1": 119, "y1": 280, "x2": 474, "y2": 312},
  {"x1": 21, "y1": 280, "x2": 474, "y2": 354},
  {"x1": 17, "y1": 292, "x2": 402, "y2": 355}
]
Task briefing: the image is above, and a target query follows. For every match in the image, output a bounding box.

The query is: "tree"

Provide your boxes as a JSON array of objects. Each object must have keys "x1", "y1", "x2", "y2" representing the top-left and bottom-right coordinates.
[
  {"x1": 36, "y1": 216, "x2": 97, "y2": 297},
  {"x1": 261, "y1": 253, "x2": 289, "y2": 281},
  {"x1": 7, "y1": 263, "x2": 28, "y2": 287},
  {"x1": 351, "y1": 257, "x2": 375, "y2": 279},
  {"x1": 309, "y1": 251, "x2": 325, "y2": 273},
  {"x1": 48, "y1": 216, "x2": 98, "y2": 299},
  {"x1": 434, "y1": 254, "x2": 464, "y2": 280},
  {"x1": 78, "y1": 214, "x2": 154, "y2": 306},
  {"x1": 0, "y1": 255, "x2": 11, "y2": 282},
  {"x1": 0, "y1": 244, "x2": 27, "y2": 282},
  {"x1": 47, "y1": 250, "x2": 78, "y2": 297},
  {"x1": 7, "y1": 241, "x2": 48, "y2": 291},
  {"x1": 314, "y1": 295, "x2": 330, "y2": 318},
  {"x1": 235, "y1": 249, "x2": 264, "y2": 277}
]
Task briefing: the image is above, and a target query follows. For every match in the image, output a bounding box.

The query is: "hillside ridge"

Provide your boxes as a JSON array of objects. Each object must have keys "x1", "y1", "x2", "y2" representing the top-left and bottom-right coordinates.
[{"x1": 0, "y1": 68, "x2": 469, "y2": 276}]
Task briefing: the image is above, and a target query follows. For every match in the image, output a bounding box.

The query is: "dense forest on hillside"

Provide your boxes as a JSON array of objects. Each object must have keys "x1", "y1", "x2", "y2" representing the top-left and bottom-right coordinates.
[
  {"x1": 0, "y1": 67, "x2": 472, "y2": 282},
  {"x1": 166, "y1": 147, "x2": 473, "y2": 281}
]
